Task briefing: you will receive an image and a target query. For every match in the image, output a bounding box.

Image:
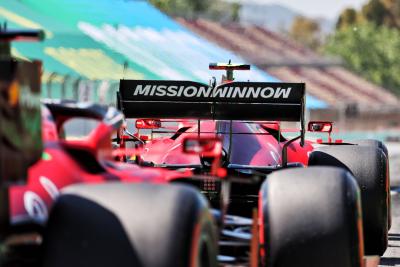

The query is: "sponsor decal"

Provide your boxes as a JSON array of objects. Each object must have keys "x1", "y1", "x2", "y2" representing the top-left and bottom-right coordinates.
[
  {"x1": 39, "y1": 176, "x2": 60, "y2": 199},
  {"x1": 133, "y1": 84, "x2": 292, "y2": 99},
  {"x1": 23, "y1": 177, "x2": 59, "y2": 224},
  {"x1": 23, "y1": 191, "x2": 48, "y2": 223}
]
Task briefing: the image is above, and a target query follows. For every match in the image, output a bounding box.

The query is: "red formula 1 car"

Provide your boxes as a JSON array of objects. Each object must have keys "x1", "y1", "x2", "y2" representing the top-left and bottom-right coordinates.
[
  {"x1": 1, "y1": 29, "x2": 217, "y2": 267},
  {"x1": 117, "y1": 63, "x2": 390, "y2": 267},
  {"x1": 6, "y1": 99, "x2": 234, "y2": 267}
]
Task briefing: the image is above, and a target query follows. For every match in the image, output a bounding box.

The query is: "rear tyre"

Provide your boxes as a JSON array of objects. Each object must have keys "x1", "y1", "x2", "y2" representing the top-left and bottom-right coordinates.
[
  {"x1": 42, "y1": 183, "x2": 218, "y2": 267},
  {"x1": 309, "y1": 145, "x2": 389, "y2": 255},
  {"x1": 353, "y1": 139, "x2": 388, "y2": 158},
  {"x1": 354, "y1": 139, "x2": 391, "y2": 230},
  {"x1": 259, "y1": 167, "x2": 363, "y2": 267}
]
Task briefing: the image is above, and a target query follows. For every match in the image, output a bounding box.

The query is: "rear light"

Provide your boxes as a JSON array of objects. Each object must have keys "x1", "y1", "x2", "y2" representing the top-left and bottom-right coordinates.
[{"x1": 202, "y1": 179, "x2": 217, "y2": 192}]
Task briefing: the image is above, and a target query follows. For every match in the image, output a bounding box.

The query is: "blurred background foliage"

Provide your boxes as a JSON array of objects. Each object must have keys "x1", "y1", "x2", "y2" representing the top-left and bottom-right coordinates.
[
  {"x1": 289, "y1": 16, "x2": 321, "y2": 50},
  {"x1": 267, "y1": 0, "x2": 400, "y2": 96},
  {"x1": 325, "y1": 23, "x2": 400, "y2": 96},
  {"x1": 325, "y1": 0, "x2": 400, "y2": 96},
  {"x1": 148, "y1": 0, "x2": 240, "y2": 21}
]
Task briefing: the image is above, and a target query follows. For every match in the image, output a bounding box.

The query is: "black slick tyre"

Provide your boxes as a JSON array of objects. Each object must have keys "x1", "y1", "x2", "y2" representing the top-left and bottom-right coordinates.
[
  {"x1": 353, "y1": 139, "x2": 391, "y2": 230},
  {"x1": 259, "y1": 167, "x2": 363, "y2": 267},
  {"x1": 42, "y1": 183, "x2": 218, "y2": 267},
  {"x1": 309, "y1": 145, "x2": 389, "y2": 255}
]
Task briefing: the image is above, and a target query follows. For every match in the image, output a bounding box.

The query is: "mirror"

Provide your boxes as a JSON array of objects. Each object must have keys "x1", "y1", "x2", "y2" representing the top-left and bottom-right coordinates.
[
  {"x1": 61, "y1": 118, "x2": 100, "y2": 140},
  {"x1": 261, "y1": 121, "x2": 280, "y2": 131},
  {"x1": 308, "y1": 121, "x2": 333, "y2": 133},
  {"x1": 135, "y1": 119, "x2": 161, "y2": 129},
  {"x1": 182, "y1": 137, "x2": 222, "y2": 157}
]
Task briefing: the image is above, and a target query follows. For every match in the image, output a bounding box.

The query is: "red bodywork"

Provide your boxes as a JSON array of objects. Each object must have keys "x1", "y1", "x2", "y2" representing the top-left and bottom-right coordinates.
[
  {"x1": 8, "y1": 104, "x2": 190, "y2": 225},
  {"x1": 138, "y1": 120, "x2": 314, "y2": 167}
]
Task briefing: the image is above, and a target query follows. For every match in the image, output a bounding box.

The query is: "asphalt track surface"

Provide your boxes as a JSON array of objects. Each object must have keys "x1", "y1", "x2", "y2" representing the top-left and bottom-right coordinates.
[
  {"x1": 380, "y1": 191, "x2": 400, "y2": 266},
  {"x1": 380, "y1": 143, "x2": 400, "y2": 266}
]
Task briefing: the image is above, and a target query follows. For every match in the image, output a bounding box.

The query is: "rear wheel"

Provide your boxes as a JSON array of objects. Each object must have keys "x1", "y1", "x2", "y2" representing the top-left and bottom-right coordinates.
[
  {"x1": 309, "y1": 145, "x2": 389, "y2": 255},
  {"x1": 42, "y1": 183, "x2": 218, "y2": 267},
  {"x1": 353, "y1": 139, "x2": 388, "y2": 158},
  {"x1": 353, "y1": 139, "x2": 391, "y2": 230},
  {"x1": 259, "y1": 167, "x2": 363, "y2": 267}
]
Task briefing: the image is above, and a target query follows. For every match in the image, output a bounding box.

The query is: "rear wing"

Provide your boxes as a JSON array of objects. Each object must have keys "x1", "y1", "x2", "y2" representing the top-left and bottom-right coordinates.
[
  {"x1": 0, "y1": 28, "x2": 45, "y2": 57},
  {"x1": 118, "y1": 80, "x2": 305, "y2": 122},
  {"x1": 0, "y1": 29, "x2": 45, "y2": 42}
]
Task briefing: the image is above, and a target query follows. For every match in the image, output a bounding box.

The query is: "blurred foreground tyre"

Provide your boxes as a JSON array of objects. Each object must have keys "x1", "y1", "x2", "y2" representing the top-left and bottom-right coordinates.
[
  {"x1": 309, "y1": 145, "x2": 389, "y2": 255},
  {"x1": 42, "y1": 183, "x2": 218, "y2": 267},
  {"x1": 259, "y1": 167, "x2": 363, "y2": 267}
]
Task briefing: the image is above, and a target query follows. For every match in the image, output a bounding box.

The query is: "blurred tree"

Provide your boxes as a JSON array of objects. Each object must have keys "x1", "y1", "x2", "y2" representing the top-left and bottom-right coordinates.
[
  {"x1": 149, "y1": 0, "x2": 241, "y2": 21},
  {"x1": 149, "y1": 0, "x2": 216, "y2": 18},
  {"x1": 380, "y1": 0, "x2": 400, "y2": 27},
  {"x1": 361, "y1": 0, "x2": 387, "y2": 25},
  {"x1": 325, "y1": 23, "x2": 400, "y2": 95},
  {"x1": 335, "y1": 0, "x2": 400, "y2": 30},
  {"x1": 289, "y1": 16, "x2": 321, "y2": 50},
  {"x1": 150, "y1": 0, "x2": 169, "y2": 12},
  {"x1": 336, "y1": 8, "x2": 358, "y2": 30},
  {"x1": 191, "y1": 0, "x2": 209, "y2": 13},
  {"x1": 231, "y1": 2, "x2": 241, "y2": 22}
]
